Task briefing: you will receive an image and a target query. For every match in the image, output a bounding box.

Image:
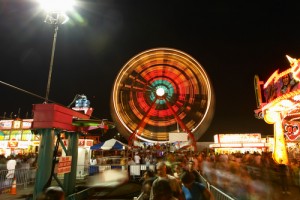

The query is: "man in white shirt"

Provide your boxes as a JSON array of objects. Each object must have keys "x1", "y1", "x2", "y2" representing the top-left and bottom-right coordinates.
[
  {"x1": 134, "y1": 152, "x2": 141, "y2": 164},
  {"x1": 6, "y1": 156, "x2": 17, "y2": 179}
]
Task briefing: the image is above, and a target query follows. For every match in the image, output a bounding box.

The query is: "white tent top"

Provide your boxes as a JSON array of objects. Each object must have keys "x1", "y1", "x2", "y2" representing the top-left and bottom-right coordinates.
[{"x1": 91, "y1": 138, "x2": 129, "y2": 150}]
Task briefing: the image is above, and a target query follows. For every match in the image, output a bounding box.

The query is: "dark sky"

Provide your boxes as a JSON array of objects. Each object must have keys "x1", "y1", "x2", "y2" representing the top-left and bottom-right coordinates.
[{"x1": 1, "y1": 0, "x2": 300, "y2": 141}]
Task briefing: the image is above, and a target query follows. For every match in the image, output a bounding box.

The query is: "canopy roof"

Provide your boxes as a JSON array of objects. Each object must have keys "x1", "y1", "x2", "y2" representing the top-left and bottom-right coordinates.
[{"x1": 90, "y1": 138, "x2": 128, "y2": 150}]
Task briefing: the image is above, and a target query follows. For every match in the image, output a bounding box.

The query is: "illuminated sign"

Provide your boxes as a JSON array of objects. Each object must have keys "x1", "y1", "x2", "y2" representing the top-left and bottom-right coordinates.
[
  {"x1": 13, "y1": 121, "x2": 21, "y2": 129},
  {"x1": 209, "y1": 143, "x2": 220, "y2": 148},
  {"x1": 217, "y1": 133, "x2": 261, "y2": 143},
  {"x1": 242, "y1": 143, "x2": 265, "y2": 147},
  {"x1": 220, "y1": 143, "x2": 242, "y2": 147},
  {"x1": 22, "y1": 120, "x2": 33, "y2": 129},
  {"x1": 0, "y1": 120, "x2": 13, "y2": 129},
  {"x1": 0, "y1": 141, "x2": 7, "y2": 148},
  {"x1": 18, "y1": 141, "x2": 30, "y2": 149},
  {"x1": 8, "y1": 140, "x2": 18, "y2": 148},
  {"x1": 0, "y1": 119, "x2": 33, "y2": 130},
  {"x1": 263, "y1": 56, "x2": 300, "y2": 104}
]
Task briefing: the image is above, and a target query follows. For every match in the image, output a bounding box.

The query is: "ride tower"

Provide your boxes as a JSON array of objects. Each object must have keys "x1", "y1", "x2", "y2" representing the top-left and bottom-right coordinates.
[{"x1": 31, "y1": 95, "x2": 113, "y2": 199}]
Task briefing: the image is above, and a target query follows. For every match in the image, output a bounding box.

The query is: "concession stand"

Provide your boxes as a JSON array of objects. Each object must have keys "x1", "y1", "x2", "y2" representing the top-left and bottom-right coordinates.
[
  {"x1": 209, "y1": 133, "x2": 269, "y2": 154},
  {"x1": 0, "y1": 119, "x2": 39, "y2": 156}
]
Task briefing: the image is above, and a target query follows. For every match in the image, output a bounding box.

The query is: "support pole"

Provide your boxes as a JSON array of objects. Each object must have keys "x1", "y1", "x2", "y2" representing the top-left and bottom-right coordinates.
[
  {"x1": 45, "y1": 24, "x2": 59, "y2": 103},
  {"x1": 33, "y1": 129, "x2": 55, "y2": 199},
  {"x1": 63, "y1": 132, "x2": 79, "y2": 196}
]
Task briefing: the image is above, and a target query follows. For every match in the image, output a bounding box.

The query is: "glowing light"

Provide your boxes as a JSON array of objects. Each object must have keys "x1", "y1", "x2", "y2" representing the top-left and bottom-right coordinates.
[
  {"x1": 263, "y1": 69, "x2": 292, "y2": 89},
  {"x1": 286, "y1": 55, "x2": 297, "y2": 67},
  {"x1": 264, "y1": 110, "x2": 278, "y2": 124},
  {"x1": 287, "y1": 55, "x2": 300, "y2": 82},
  {"x1": 156, "y1": 88, "x2": 165, "y2": 97},
  {"x1": 273, "y1": 112, "x2": 288, "y2": 164},
  {"x1": 38, "y1": 0, "x2": 75, "y2": 12},
  {"x1": 279, "y1": 100, "x2": 293, "y2": 108},
  {"x1": 293, "y1": 95, "x2": 300, "y2": 101}
]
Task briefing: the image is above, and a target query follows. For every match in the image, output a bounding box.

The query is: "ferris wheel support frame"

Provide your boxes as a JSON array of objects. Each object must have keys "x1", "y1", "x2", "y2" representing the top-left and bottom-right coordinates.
[
  {"x1": 163, "y1": 96, "x2": 196, "y2": 151},
  {"x1": 128, "y1": 96, "x2": 158, "y2": 146},
  {"x1": 128, "y1": 95, "x2": 196, "y2": 151}
]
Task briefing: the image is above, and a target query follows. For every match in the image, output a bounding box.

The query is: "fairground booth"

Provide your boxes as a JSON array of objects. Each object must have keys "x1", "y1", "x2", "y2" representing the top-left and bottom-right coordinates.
[
  {"x1": 209, "y1": 133, "x2": 269, "y2": 154},
  {"x1": 254, "y1": 55, "x2": 300, "y2": 164},
  {"x1": 0, "y1": 119, "x2": 39, "y2": 156}
]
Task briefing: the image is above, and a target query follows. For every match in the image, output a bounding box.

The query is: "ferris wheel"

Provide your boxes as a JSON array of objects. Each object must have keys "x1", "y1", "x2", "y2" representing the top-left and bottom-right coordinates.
[{"x1": 110, "y1": 48, "x2": 215, "y2": 147}]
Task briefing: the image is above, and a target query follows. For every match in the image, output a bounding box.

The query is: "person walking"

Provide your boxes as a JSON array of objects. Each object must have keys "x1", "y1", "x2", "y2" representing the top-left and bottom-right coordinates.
[
  {"x1": 149, "y1": 161, "x2": 184, "y2": 200},
  {"x1": 278, "y1": 160, "x2": 290, "y2": 194},
  {"x1": 6, "y1": 155, "x2": 16, "y2": 186},
  {"x1": 181, "y1": 171, "x2": 214, "y2": 200}
]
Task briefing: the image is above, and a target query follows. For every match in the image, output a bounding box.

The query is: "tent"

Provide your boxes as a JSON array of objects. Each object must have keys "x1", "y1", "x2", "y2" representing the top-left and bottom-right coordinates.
[{"x1": 90, "y1": 138, "x2": 129, "y2": 150}]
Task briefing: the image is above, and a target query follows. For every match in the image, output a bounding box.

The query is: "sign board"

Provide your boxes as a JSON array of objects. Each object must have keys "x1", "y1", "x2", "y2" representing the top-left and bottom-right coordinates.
[
  {"x1": 0, "y1": 119, "x2": 33, "y2": 130},
  {"x1": 62, "y1": 139, "x2": 93, "y2": 148},
  {"x1": 57, "y1": 156, "x2": 72, "y2": 174},
  {"x1": 216, "y1": 133, "x2": 261, "y2": 143},
  {"x1": 169, "y1": 132, "x2": 188, "y2": 142}
]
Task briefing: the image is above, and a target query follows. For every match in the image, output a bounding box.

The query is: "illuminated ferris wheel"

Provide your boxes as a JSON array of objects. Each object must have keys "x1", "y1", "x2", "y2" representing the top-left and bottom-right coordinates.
[{"x1": 110, "y1": 48, "x2": 215, "y2": 147}]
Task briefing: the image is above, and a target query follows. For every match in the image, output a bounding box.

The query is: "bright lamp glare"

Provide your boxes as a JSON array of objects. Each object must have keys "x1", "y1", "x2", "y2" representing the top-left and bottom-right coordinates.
[
  {"x1": 39, "y1": 0, "x2": 74, "y2": 12},
  {"x1": 156, "y1": 88, "x2": 165, "y2": 97}
]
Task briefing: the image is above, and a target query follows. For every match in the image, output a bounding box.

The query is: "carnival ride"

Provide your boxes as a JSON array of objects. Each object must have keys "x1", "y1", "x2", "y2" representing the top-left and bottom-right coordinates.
[
  {"x1": 254, "y1": 55, "x2": 300, "y2": 164},
  {"x1": 29, "y1": 95, "x2": 115, "y2": 198},
  {"x1": 110, "y1": 48, "x2": 215, "y2": 149}
]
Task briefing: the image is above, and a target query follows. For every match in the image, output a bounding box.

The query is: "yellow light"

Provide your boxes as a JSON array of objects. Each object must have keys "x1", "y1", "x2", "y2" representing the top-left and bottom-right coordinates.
[
  {"x1": 38, "y1": 0, "x2": 74, "y2": 13},
  {"x1": 264, "y1": 111, "x2": 278, "y2": 124},
  {"x1": 264, "y1": 111, "x2": 288, "y2": 164}
]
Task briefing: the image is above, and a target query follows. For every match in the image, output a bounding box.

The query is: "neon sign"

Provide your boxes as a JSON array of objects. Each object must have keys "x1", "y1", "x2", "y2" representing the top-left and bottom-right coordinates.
[{"x1": 254, "y1": 55, "x2": 300, "y2": 165}]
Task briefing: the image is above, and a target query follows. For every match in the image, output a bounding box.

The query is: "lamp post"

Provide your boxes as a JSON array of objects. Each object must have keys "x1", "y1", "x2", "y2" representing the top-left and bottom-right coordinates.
[{"x1": 39, "y1": 0, "x2": 74, "y2": 102}]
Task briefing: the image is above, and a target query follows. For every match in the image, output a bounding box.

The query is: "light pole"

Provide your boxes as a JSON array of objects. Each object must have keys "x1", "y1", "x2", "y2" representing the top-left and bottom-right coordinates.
[{"x1": 39, "y1": 0, "x2": 74, "y2": 102}]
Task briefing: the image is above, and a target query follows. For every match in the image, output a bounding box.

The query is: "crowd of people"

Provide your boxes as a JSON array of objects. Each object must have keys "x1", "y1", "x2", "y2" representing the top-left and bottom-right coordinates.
[
  {"x1": 1, "y1": 144, "x2": 300, "y2": 199},
  {"x1": 0, "y1": 153, "x2": 38, "y2": 170},
  {"x1": 119, "y1": 145, "x2": 300, "y2": 200},
  {"x1": 136, "y1": 161, "x2": 214, "y2": 200}
]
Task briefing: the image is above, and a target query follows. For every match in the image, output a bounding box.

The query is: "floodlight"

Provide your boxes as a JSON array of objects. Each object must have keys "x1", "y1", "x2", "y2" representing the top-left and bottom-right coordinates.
[{"x1": 38, "y1": 0, "x2": 74, "y2": 13}]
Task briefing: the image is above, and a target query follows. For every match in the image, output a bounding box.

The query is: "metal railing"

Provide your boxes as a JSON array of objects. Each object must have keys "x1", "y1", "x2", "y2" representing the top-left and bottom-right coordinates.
[
  {"x1": 209, "y1": 185, "x2": 236, "y2": 200},
  {"x1": 0, "y1": 167, "x2": 36, "y2": 191}
]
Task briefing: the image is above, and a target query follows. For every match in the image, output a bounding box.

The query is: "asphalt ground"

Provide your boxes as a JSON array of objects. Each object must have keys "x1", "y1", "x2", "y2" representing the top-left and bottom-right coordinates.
[{"x1": 1, "y1": 170, "x2": 300, "y2": 200}]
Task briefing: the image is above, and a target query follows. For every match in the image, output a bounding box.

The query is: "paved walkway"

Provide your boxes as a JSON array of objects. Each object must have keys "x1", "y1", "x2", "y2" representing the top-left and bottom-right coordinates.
[
  {"x1": 0, "y1": 169, "x2": 131, "y2": 200},
  {"x1": 1, "y1": 170, "x2": 300, "y2": 200}
]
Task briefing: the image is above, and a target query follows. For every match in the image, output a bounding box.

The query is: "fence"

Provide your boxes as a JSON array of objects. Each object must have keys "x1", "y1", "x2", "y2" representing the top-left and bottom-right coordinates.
[{"x1": 0, "y1": 167, "x2": 36, "y2": 192}]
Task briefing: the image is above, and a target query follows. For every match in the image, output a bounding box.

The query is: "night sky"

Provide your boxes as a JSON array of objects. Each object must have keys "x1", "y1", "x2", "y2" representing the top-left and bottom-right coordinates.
[{"x1": 1, "y1": 0, "x2": 300, "y2": 141}]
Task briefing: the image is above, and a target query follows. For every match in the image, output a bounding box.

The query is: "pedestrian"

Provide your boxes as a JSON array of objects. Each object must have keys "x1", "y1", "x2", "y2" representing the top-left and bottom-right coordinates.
[
  {"x1": 149, "y1": 161, "x2": 184, "y2": 200},
  {"x1": 134, "y1": 152, "x2": 141, "y2": 164},
  {"x1": 137, "y1": 177, "x2": 156, "y2": 200},
  {"x1": 278, "y1": 159, "x2": 290, "y2": 194},
  {"x1": 181, "y1": 171, "x2": 214, "y2": 200},
  {"x1": 186, "y1": 160, "x2": 202, "y2": 183},
  {"x1": 37, "y1": 186, "x2": 65, "y2": 200},
  {"x1": 6, "y1": 155, "x2": 16, "y2": 186},
  {"x1": 152, "y1": 178, "x2": 178, "y2": 200}
]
